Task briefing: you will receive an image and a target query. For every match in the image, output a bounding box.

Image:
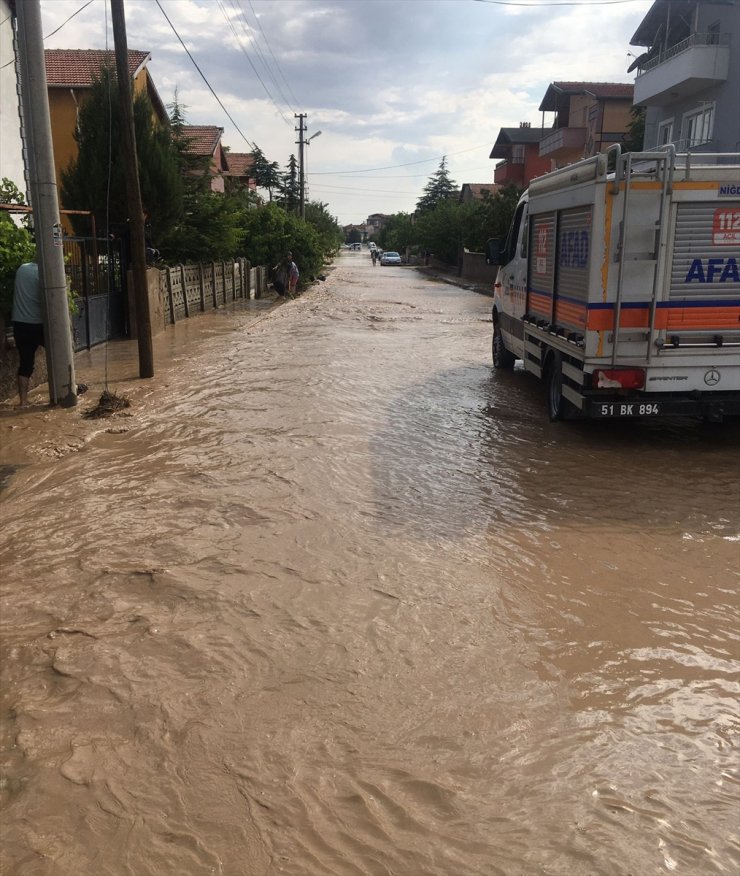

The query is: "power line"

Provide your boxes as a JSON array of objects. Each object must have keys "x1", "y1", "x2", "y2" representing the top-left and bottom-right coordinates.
[
  {"x1": 311, "y1": 183, "x2": 420, "y2": 195},
  {"x1": 245, "y1": 0, "x2": 299, "y2": 110},
  {"x1": 231, "y1": 0, "x2": 297, "y2": 115},
  {"x1": 216, "y1": 0, "x2": 292, "y2": 127},
  {"x1": 1, "y1": 0, "x2": 97, "y2": 69},
  {"x1": 473, "y1": 0, "x2": 641, "y2": 5},
  {"x1": 154, "y1": 0, "x2": 257, "y2": 151},
  {"x1": 310, "y1": 142, "x2": 497, "y2": 176},
  {"x1": 228, "y1": 0, "x2": 292, "y2": 113},
  {"x1": 44, "y1": 0, "x2": 95, "y2": 39}
]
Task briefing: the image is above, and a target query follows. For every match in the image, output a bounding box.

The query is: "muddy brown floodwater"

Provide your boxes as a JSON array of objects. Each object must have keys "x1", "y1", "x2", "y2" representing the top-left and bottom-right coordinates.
[{"x1": 1, "y1": 251, "x2": 739, "y2": 876}]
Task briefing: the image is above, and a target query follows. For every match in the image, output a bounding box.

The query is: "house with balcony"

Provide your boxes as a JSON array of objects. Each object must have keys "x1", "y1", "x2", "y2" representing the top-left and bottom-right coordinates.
[
  {"x1": 629, "y1": 0, "x2": 739, "y2": 153},
  {"x1": 537, "y1": 81, "x2": 634, "y2": 168},
  {"x1": 489, "y1": 123, "x2": 550, "y2": 187}
]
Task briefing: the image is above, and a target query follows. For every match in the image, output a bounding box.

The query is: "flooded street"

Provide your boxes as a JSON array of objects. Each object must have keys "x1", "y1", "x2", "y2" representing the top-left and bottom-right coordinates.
[{"x1": 1, "y1": 251, "x2": 739, "y2": 876}]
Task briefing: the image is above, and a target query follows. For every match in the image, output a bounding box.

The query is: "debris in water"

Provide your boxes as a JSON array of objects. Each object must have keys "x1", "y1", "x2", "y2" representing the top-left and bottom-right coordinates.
[{"x1": 84, "y1": 390, "x2": 131, "y2": 419}]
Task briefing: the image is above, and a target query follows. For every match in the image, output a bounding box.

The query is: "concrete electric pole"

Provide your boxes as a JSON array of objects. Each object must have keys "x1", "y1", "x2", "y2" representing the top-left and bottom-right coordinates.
[
  {"x1": 15, "y1": 0, "x2": 77, "y2": 407},
  {"x1": 296, "y1": 113, "x2": 306, "y2": 219},
  {"x1": 111, "y1": 0, "x2": 154, "y2": 378}
]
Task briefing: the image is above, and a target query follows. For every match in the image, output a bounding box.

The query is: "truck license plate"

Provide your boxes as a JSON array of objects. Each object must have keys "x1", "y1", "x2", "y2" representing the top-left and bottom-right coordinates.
[{"x1": 594, "y1": 402, "x2": 661, "y2": 417}]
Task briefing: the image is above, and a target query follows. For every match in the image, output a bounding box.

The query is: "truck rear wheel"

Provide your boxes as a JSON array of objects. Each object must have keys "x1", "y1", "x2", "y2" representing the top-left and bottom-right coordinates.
[
  {"x1": 493, "y1": 321, "x2": 515, "y2": 369},
  {"x1": 547, "y1": 353, "x2": 567, "y2": 420}
]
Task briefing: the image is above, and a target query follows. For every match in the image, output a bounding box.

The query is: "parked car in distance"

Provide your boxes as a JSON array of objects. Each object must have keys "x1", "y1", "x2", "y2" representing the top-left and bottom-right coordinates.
[{"x1": 380, "y1": 251, "x2": 402, "y2": 266}]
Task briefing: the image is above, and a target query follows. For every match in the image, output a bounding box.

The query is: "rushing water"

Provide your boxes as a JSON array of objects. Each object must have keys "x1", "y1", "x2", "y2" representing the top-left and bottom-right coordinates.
[{"x1": 1, "y1": 251, "x2": 739, "y2": 876}]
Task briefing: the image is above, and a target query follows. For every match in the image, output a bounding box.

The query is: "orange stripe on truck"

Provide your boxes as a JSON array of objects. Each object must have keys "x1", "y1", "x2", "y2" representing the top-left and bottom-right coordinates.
[{"x1": 586, "y1": 305, "x2": 740, "y2": 331}]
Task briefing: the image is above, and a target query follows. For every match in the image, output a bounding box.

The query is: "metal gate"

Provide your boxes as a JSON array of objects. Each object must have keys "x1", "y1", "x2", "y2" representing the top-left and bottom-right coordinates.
[{"x1": 64, "y1": 236, "x2": 128, "y2": 351}]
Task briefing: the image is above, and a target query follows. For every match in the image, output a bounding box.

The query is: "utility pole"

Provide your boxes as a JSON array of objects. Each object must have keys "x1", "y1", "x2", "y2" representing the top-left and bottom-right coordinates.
[
  {"x1": 295, "y1": 113, "x2": 306, "y2": 219},
  {"x1": 111, "y1": 0, "x2": 153, "y2": 378},
  {"x1": 15, "y1": 0, "x2": 77, "y2": 407}
]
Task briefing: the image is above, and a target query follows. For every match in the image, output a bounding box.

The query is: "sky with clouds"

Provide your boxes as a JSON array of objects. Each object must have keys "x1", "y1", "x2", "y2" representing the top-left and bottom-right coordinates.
[{"x1": 39, "y1": 0, "x2": 654, "y2": 225}]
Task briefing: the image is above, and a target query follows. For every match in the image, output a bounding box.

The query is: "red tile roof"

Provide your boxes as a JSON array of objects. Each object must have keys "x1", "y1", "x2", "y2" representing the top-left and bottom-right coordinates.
[
  {"x1": 45, "y1": 49, "x2": 149, "y2": 87},
  {"x1": 181, "y1": 126, "x2": 224, "y2": 157},
  {"x1": 226, "y1": 152, "x2": 255, "y2": 176}
]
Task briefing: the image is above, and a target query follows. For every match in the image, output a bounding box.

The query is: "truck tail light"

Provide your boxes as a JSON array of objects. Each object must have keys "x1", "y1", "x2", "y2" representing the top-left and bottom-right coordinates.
[{"x1": 592, "y1": 368, "x2": 645, "y2": 390}]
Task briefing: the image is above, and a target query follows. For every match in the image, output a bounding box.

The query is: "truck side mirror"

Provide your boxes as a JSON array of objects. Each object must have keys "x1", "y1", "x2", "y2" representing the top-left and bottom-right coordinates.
[{"x1": 486, "y1": 238, "x2": 504, "y2": 265}]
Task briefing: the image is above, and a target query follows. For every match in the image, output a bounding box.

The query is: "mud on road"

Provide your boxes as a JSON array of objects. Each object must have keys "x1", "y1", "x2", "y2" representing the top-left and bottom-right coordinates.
[{"x1": 1, "y1": 251, "x2": 738, "y2": 875}]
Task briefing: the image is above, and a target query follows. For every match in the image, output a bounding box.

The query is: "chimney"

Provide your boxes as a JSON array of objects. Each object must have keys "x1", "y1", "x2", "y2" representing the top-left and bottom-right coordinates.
[{"x1": 520, "y1": 121, "x2": 531, "y2": 128}]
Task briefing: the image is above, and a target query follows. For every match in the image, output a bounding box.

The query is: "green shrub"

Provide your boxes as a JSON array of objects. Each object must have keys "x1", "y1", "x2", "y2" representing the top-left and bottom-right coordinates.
[{"x1": 241, "y1": 203, "x2": 324, "y2": 284}]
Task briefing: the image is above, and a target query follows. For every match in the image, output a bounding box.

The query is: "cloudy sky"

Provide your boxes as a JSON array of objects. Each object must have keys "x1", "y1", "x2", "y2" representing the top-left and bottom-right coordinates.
[{"x1": 39, "y1": 0, "x2": 653, "y2": 225}]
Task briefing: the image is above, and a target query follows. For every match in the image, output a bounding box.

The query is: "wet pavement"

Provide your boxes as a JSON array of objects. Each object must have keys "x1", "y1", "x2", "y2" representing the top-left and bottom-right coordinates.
[{"x1": 1, "y1": 250, "x2": 739, "y2": 875}]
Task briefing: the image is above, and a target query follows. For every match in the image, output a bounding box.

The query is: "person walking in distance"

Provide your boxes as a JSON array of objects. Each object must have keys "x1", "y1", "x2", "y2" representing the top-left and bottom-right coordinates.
[
  {"x1": 11, "y1": 261, "x2": 44, "y2": 407},
  {"x1": 371, "y1": 248, "x2": 377, "y2": 266}
]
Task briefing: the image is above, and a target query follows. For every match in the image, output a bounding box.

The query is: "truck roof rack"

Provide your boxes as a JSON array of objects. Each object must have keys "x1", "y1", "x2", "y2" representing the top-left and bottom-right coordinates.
[{"x1": 528, "y1": 145, "x2": 740, "y2": 196}]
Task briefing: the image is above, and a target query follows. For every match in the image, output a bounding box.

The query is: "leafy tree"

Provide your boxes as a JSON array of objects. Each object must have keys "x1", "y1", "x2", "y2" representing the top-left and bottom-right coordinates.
[
  {"x1": 167, "y1": 91, "x2": 212, "y2": 193},
  {"x1": 61, "y1": 68, "x2": 183, "y2": 241},
  {"x1": 304, "y1": 201, "x2": 343, "y2": 258},
  {"x1": 414, "y1": 198, "x2": 464, "y2": 264},
  {"x1": 278, "y1": 154, "x2": 300, "y2": 214},
  {"x1": 377, "y1": 212, "x2": 415, "y2": 253},
  {"x1": 160, "y1": 191, "x2": 246, "y2": 263},
  {"x1": 250, "y1": 145, "x2": 282, "y2": 202},
  {"x1": 158, "y1": 96, "x2": 261, "y2": 263},
  {"x1": 623, "y1": 105, "x2": 646, "y2": 153},
  {"x1": 386, "y1": 182, "x2": 520, "y2": 265},
  {"x1": 241, "y1": 202, "x2": 323, "y2": 283},
  {"x1": 0, "y1": 179, "x2": 36, "y2": 319},
  {"x1": 458, "y1": 183, "x2": 521, "y2": 252},
  {"x1": 416, "y1": 156, "x2": 457, "y2": 213}
]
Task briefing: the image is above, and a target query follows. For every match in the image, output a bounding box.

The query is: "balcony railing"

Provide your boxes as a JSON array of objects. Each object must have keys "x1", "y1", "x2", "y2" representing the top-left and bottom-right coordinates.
[
  {"x1": 637, "y1": 31, "x2": 729, "y2": 76},
  {"x1": 539, "y1": 127, "x2": 586, "y2": 158},
  {"x1": 494, "y1": 160, "x2": 524, "y2": 184},
  {"x1": 671, "y1": 138, "x2": 715, "y2": 153}
]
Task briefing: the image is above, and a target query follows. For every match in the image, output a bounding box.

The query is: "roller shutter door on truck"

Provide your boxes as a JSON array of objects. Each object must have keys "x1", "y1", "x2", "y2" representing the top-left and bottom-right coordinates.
[
  {"x1": 554, "y1": 206, "x2": 591, "y2": 332},
  {"x1": 527, "y1": 212, "x2": 555, "y2": 321},
  {"x1": 668, "y1": 201, "x2": 740, "y2": 331}
]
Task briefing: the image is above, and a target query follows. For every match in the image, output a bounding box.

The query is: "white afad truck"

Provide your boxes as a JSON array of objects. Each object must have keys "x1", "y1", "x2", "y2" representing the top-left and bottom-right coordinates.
[{"x1": 489, "y1": 146, "x2": 740, "y2": 421}]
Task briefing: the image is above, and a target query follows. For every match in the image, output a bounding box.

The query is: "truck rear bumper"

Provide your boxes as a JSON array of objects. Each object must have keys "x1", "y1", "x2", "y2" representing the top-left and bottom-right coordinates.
[{"x1": 585, "y1": 392, "x2": 740, "y2": 421}]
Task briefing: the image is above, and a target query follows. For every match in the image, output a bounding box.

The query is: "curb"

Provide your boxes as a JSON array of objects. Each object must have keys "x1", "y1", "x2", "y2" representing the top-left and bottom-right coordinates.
[{"x1": 414, "y1": 266, "x2": 493, "y2": 297}]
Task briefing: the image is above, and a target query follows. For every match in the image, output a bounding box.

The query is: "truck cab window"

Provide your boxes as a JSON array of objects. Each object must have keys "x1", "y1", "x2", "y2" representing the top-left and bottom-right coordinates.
[{"x1": 503, "y1": 201, "x2": 526, "y2": 265}]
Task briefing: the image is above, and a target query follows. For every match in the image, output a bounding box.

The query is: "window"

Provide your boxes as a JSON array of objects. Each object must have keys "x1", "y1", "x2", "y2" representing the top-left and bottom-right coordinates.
[
  {"x1": 512, "y1": 144, "x2": 525, "y2": 164},
  {"x1": 503, "y1": 201, "x2": 526, "y2": 265},
  {"x1": 708, "y1": 20, "x2": 720, "y2": 45},
  {"x1": 683, "y1": 104, "x2": 714, "y2": 148},
  {"x1": 657, "y1": 118, "x2": 674, "y2": 146}
]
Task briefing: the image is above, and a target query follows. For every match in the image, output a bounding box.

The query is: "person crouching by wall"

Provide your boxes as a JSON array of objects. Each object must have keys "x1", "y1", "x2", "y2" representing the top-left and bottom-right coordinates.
[
  {"x1": 11, "y1": 261, "x2": 44, "y2": 407},
  {"x1": 286, "y1": 251, "x2": 299, "y2": 297}
]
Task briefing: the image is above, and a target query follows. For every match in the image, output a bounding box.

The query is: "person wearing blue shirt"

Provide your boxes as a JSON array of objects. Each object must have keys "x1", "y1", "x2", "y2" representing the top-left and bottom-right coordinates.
[{"x1": 11, "y1": 261, "x2": 44, "y2": 407}]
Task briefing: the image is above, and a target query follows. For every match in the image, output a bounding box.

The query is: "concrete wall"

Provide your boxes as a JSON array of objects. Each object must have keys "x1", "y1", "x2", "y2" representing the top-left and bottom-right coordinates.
[{"x1": 461, "y1": 250, "x2": 498, "y2": 285}]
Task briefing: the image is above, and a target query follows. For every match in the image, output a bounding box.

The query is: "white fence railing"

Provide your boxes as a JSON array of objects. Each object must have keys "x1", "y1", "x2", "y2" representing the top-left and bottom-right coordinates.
[{"x1": 637, "y1": 32, "x2": 729, "y2": 76}]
